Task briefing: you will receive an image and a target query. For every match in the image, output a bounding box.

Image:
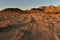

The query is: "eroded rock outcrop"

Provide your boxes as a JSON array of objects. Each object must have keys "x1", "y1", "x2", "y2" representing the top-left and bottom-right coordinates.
[{"x1": 0, "y1": 6, "x2": 60, "y2": 40}]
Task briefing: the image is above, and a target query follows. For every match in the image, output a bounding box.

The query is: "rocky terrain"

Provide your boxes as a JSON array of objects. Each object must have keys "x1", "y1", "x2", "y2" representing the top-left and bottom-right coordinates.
[{"x1": 0, "y1": 5, "x2": 60, "y2": 40}]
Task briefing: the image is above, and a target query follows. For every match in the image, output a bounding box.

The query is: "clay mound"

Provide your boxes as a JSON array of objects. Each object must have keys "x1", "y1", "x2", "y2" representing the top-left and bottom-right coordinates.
[{"x1": 0, "y1": 5, "x2": 60, "y2": 40}]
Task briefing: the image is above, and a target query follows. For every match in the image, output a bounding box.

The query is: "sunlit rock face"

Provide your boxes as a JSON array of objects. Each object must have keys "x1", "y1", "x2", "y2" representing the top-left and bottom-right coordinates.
[
  {"x1": 0, "y1": 6, "x2": 60, "y2": 40},
  {"x1": 45, "y1": 5, "x2": 56, "y2": 12},
  {"x1": 57, "y1": 6, "x2": 60, "y2": 12}
]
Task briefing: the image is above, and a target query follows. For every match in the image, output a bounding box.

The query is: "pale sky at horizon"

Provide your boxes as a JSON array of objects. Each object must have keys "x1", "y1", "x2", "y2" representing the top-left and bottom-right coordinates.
[{"x1": 0, "y1": 0, "x2": 60, "y2": 10}]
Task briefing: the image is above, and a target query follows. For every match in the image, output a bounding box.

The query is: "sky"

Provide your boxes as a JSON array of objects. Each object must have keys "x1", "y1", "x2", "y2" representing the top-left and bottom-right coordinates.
[{"x1": 0, "y1": 0, "x2": 60, "y2": 10}]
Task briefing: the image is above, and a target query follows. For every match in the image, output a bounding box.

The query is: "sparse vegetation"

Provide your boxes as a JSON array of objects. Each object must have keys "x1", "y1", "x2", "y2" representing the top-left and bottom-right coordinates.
[{"x1": 0, "y1": 5, "x2": 60, "y2": 40}]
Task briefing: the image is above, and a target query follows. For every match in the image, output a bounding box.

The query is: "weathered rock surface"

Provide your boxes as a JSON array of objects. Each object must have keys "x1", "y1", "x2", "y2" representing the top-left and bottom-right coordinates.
[{"x1": 0, "y1": 6, "x2": 60, "y2": 40}]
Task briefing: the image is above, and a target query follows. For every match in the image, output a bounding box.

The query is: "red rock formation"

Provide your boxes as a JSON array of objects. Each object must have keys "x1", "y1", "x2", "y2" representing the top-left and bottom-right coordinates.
[
  {"x1": 38, "y1": 6, "x2": 46, "y2": 11},
  {"x1": 0, "y1": 6, "x2": 60, "y2": 40},
  {"x1": 45, "y1": 5, "x2": 57, "y2": 13},
  {"x1": 57, "y1": 6, "x2": 60, "y2": 12}
]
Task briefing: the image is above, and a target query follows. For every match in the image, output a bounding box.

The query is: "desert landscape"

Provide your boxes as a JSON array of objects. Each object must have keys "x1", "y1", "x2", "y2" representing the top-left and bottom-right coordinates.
[{"x1": 0, "y1": 5, "x2": 60, "y2": 40}]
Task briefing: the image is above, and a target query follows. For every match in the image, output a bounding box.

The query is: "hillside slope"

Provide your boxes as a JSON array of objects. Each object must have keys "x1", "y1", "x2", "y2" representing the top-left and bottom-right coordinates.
[{"x1": 0, "y1": 6, "x2": 60, "y2": 40}]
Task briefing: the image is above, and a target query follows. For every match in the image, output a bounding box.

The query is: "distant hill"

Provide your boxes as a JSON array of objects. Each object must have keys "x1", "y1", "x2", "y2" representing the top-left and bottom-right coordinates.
[
  {"x1": 1, "y1": 8, "x2": 23, "y2": 12},
  {"x1": 0, "y1": 5, "x2": 60, "y2": 40}
]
